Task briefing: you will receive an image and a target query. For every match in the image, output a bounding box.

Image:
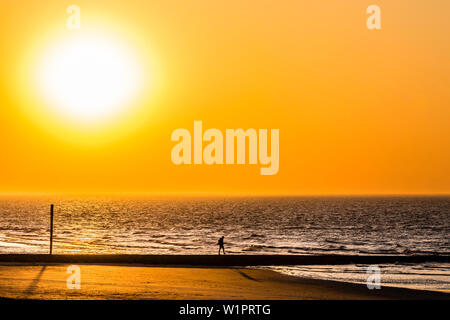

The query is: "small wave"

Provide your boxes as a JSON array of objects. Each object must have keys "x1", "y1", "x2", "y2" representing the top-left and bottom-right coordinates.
[
  {"x1": 243, "y1": 233, "x2": 266, "y2": 240},
  {"x1": 242, "y1": 245, "x2": 264, "y2": 252},
  {"x1": 0, "y1": 240, "x2": 32, "y2": 248}
]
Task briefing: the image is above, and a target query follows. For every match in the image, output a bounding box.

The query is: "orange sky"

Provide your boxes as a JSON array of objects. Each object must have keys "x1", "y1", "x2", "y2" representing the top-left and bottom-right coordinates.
[{"x1": 0, "y1": 0, "x2": 449, "y2": 195}]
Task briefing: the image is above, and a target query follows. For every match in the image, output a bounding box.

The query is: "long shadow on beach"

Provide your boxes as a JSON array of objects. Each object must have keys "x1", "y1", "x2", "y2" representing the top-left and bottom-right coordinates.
[
  {"x1": 22, "y1": 266, "x2": 47, "y2": 298},
  {"x1": 234, "y1": 269, "x2": 259, "y2": 282}
]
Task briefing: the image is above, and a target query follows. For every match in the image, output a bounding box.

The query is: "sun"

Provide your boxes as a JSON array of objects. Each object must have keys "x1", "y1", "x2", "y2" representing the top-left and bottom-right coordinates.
[{"x1": 36, "y1": 33, "x2": 143, "y2": 123}]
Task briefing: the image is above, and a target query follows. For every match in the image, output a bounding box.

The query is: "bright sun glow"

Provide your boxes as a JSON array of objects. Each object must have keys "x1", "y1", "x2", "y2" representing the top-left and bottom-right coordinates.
[{"x1": 36, "y1": 34, "x2": 143, "y2": 123}]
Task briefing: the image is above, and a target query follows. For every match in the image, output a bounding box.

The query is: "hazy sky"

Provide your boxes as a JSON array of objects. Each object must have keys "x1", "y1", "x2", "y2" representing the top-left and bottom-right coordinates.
[{"x1": 0, "y1": 1, "x2": 449, "y2": 194}]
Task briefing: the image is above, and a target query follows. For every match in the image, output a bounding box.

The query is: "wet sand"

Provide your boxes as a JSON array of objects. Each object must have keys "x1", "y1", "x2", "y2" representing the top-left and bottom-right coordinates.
[{"x1": 0, "y1": 264, "x2": 448, "y2": 300}]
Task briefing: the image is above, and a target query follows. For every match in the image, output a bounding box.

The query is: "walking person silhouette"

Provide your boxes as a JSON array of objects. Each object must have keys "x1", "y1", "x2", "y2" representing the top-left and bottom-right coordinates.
[{"x1": 217, "y1": 236, "x2": 225, "y2": 255}]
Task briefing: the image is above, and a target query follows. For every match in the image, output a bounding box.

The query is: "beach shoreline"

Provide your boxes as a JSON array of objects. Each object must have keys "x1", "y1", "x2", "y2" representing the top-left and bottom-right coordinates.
[{"x1": 0, "y1": 263, "x2": 448, "y2": 300}]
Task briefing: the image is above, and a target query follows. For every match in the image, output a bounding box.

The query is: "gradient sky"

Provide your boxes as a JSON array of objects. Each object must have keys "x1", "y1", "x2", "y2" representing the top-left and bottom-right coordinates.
[{"x1": 0, "y1": 0, "x2": 449, "y2": 194}]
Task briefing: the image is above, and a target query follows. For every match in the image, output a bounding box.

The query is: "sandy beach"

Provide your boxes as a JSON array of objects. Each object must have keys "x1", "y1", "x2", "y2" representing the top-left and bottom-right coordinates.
[{"x1": 0, "y1": 264, "x2": 448, "y2": 300}]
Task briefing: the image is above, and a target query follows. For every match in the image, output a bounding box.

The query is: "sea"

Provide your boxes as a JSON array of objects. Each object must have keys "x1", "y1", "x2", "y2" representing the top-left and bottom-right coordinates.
[{"x1": 0, "y1": 195, "x2": 448, "y2": 292}]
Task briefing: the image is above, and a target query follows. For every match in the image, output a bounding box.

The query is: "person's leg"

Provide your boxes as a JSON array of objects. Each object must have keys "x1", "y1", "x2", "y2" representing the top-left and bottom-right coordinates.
[{"x1": 218, "y1": 247, "x2": 221, "y2": 255}]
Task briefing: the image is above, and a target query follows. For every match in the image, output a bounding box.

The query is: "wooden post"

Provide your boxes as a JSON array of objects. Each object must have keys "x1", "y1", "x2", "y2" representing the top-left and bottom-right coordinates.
[{"x1": 49, "y1": 204, "x2": 54, "y2": 255}]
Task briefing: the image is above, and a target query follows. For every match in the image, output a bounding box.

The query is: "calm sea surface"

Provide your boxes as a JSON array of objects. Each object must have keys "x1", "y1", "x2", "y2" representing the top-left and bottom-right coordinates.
[{"x1": 0, "y1": 196, "x2": 448, "y2": 291}]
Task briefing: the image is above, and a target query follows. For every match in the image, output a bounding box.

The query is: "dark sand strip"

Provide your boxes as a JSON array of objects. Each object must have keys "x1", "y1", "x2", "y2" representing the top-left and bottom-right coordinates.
[{"x1": 0, "y1": 254, "x2": 448, "y2": 266}]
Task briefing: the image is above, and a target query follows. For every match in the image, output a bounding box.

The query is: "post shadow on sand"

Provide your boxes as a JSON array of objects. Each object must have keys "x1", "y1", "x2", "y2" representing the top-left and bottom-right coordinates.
[
  {"x1": 217, "y1": 236, "x2": 225, "y2": 255},
  {"x1": 22, "y1": 265, "x2": 47, "y2": 298}
]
